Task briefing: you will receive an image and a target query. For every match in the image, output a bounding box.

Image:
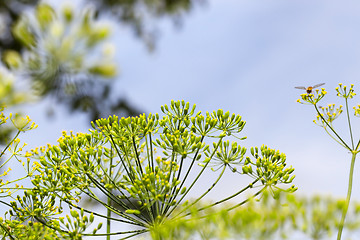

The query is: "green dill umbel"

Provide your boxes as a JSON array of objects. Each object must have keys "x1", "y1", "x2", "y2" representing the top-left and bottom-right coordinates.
[{"x1": 10, "y1": 100, "x2": 296, "y2": 239}]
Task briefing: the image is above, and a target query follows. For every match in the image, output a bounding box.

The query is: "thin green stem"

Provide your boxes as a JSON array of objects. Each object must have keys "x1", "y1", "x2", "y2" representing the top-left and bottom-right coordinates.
[
  {"x1": 62, "y1": 197, "x2": 144, "y2": 226},
  {"x1": 314, "y1": 105, "x2": 351, "y2": 150},
  {"x1": 82, "y1": 229, "x2": 148, "y2": 237},
  {"x1": 169, "y1": 136, "x2": 205, "y2": 200},
  {"x1": 107, "y1": 137, "x2": 157, "y2": 220},
  {"x1": 131, "y1": 137, "x2": 144, "y2": 176},
  {"x1": 115, "y1": 230, "x2": 148, "y2": 240},
  {"x1": 337, "y1": 152, "x2": 356, "y2": 240},
  {"x1": 164, "y1": 114, "x2": 183, "y2": 184},
  {"x1": 147, "y1": 134, "x2": 155, "y2": 173},
  {"x1": 193, "y1": 178, "x2": 260, "y2": 214},
  {"x1": 0, "y1": 130, "x2": 20, "y2": 158},
  {"x1": 109, "y1": 135, "x2": 135, "y2": 184},
  {"x1": 0, "y1": 199, "x2": 12, "y2": 207},
  {"x1": 91, "y1": 159, "x2": 135, "y2": 209},
  {"x1": 225, "y1": 187, "x2": 264, "y2": 212},
  {"x1": 110, "y1": 135, "x2": 156, "y2": 223},
  {"x1": 161, "y1": 136, "x2": 205, "y2": 216},
  {"x1": 107, "y1": 148, "x2": 113, "y2": 240},
  {"x1": 160, "y1": 155, "x2": 185, "y2": 215},
  {"x1": 181, "y1": 187, "x2": 264, "y2": 223},
  {"x1": 165, "y1": 137, "x2": 224, "y2": 217},
  {"x1": 147, "y1": 132, "x2": 161, "y2": 220},
  {"x1": 354, "y1": 140, "x2": 360, "y2": 152},
  {"x1": 0, "y1": 175, "x2": 36, "y2": 189},
  {"x1": 34, "y1": 216, "x2": 69, "y2": 235},
  {"x1": 0, "y1": 222, "x2": 15, "y2": 240},
  {"x1": 84, "y1": 174, "x2": 148, "y2": 224},
  {"x1": 171, "y1": 165, "x2": 226, "y2": 219},
  {"x1": 322, "y1": 127, "x2": 347, "y2": 149},
  {"x1": 345, "y1": 98, "x2": 354, "y2": 149},
  {"x1": 85, "y1": 169, "x2": 137, "y2": 211}
]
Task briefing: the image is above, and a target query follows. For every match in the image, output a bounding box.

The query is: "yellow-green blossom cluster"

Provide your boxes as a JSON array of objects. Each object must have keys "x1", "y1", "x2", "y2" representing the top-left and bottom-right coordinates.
[
  {"x1": 336, "y1": 83, "x2": 356, "y2": 99},
  {"x1": 0, "y1": 107, "x2": 37, "y2": 198},
  {"x1": 9, "y1": 113, "x2": 37, "y2": 132},
  {"x1": 314, "y1": 104, "x2": 343, "y2": 126},
  {"x1": 242, "y1": 145, "x2": 296, "y2": 193},
  {"x1": 12, "y1": 100, "x2": 296, "y2": 239},
  {"x1": 297, "y1": 88, "x2": 327, "y2": 105}
]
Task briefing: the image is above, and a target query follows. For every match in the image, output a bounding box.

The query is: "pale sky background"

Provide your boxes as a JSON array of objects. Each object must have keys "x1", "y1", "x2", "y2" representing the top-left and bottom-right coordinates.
[{"x1": 18, "y1": 0, "x2": 360, "y2": 204}]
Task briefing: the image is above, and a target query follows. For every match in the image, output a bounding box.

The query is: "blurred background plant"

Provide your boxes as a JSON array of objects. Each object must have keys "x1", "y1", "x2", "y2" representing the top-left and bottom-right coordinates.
[
  {"x1": 157, "y1": 191, "x2": 360, "y2": 240},
  {"x1": 0, "y1": 0, "x2": 205, "y2": 122},
  {"x1": 3, "y1": 2, "x2": 127, "y2": 121},
  {"x1": 0, "y1": 67, "x2": 30, "y2": 144},
  {"x1": 0, "y1": 0, "x2": 204, "y2": 52}
]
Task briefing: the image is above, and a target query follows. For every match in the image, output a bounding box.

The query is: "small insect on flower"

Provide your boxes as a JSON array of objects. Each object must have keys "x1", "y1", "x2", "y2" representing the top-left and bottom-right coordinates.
[{"x1": 295, "y1": 83, "x2": 325, "y2": 94}]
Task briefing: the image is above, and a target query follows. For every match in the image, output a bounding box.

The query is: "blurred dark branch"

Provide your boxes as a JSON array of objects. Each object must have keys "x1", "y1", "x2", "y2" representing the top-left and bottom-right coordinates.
[{"x1": 0, "y1": 0, "x2": 39, "y2": 51}]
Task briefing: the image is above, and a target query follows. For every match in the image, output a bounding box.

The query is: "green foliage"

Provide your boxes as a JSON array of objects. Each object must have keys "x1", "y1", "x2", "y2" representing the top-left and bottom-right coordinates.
[
  {"x1": 297, "y1": 83, "x2": 360, "y2": 240},
  {"x1": 157, "y1": 192, "x2": 360, "y2": 240},
  {"x1": 0, "y1": 220, "x2": 64, "y2": 240},
  {"x1": 11, "y1": 100, "x2": 296, "y2": 239}
]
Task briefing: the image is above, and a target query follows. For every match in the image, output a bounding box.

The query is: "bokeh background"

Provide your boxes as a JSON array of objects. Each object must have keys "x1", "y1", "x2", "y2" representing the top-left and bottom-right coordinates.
[{"x1": 3, "y1": 0, "x2": 360, "y2": 202}]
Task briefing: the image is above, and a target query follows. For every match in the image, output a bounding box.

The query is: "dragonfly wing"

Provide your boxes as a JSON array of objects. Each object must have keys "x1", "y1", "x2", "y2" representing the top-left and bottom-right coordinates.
[
  {"x1": 294, "y1": 86, "x2": 306, "y2": 90},
  {"x1": 313, "y1": 83, "x2": 325, "y2": 88}
]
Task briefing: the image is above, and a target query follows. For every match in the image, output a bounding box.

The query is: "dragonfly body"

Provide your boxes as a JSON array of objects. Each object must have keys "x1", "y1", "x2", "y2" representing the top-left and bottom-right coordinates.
[{"x1": 295, "y1": 83, "x2": 325, "y2": 94}]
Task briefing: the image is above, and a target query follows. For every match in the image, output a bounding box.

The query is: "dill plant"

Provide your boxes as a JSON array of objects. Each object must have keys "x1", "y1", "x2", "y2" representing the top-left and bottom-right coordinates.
[
  {"x1": 0, "y1": 68, "x2": 55, "y2": 239},
  {"x1": 0, "y1": 107, "x2": 39, "y2": 239},
  {"x1": 297, "y1": 83, "x2": 360, "y2": 240},
  {"x1": 11, "y1": 100, "x2": 296, "y2": 239}
]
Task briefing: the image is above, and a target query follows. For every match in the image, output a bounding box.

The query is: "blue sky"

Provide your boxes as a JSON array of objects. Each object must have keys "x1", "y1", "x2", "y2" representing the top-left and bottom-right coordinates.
[{"x1": 21, "y1": 0, "x2": 360, "y2": 201}]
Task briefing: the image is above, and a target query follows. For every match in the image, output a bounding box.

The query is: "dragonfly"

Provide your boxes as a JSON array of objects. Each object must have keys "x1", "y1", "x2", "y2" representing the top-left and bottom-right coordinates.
[{"x1": 295, "y1": 83, "x2": 325, "y2": 94}]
